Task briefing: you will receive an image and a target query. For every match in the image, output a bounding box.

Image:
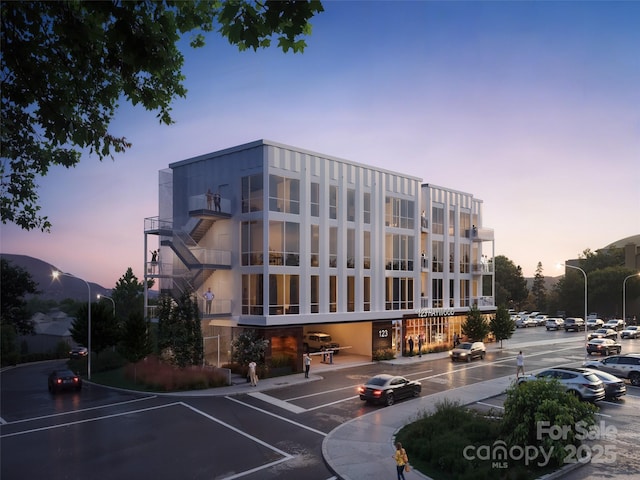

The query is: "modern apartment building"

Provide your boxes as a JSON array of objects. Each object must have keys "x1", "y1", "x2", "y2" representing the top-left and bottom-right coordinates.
[{"x1": 144, "y1": 140, "x2": 495, "y2": 366}]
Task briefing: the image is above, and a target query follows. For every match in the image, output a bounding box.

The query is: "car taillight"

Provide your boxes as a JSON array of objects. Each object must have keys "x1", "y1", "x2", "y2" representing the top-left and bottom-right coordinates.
[
  {"x1": 373, "y1": 390, "x2": 382, "y2": 397},
  {"x1": 73, "y1": 377, "x2": 79, "y2": 383},
  {"x1": 56, "y1": 379, "x2": 62, "y2": 384}
]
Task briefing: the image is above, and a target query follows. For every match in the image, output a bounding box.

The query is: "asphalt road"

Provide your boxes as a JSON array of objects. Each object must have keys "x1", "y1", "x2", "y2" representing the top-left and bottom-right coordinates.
[{"x1": 1, "y1": 327, "x2": 639, "y2": 480}]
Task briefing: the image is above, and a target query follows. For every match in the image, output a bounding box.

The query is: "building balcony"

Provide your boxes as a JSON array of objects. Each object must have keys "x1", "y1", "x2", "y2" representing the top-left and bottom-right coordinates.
[
  {"x1": 188, "y1": 194, "x2": 232, "y2": 218},
  {"x1": 471, "y1": 262, "x2": 494, "y2": 274},
  {"x1": 472, "y1": 296, "x2": 495, "y2": 307},
  {"x1": 144, "y1": 216, "x2": 173, "y2": 236},
  {"x1": 469, "y1": 227, "x2": 494, "y2": 242}
]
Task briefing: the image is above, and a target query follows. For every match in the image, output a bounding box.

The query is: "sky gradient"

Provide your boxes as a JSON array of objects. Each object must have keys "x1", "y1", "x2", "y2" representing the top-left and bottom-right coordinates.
[{"x1": 2, "y1": 1, "x2": 639, "y2": 289}]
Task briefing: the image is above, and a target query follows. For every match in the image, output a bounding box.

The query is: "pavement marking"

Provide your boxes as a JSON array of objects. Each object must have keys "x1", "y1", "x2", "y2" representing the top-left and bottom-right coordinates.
[
  {"x1": 0, "y1": 394, "x2": 158, "y2": 425},
  {"x1": 249, "y1": 392, "x2": 307, "y2": 414},
  {"x1": 0, "y1": 401, "x2": 182, "y2": 438},
  {"x1": 180, "y1": 402, "x2": 295, "y2": 479},
  {"x1": 476, "y1": 401, "x2": 504, "y2": 409},
  {"x1": 0, "y1": 417, "x2": 6, "y2": 425},
  {"x1": 226, "y1": 395, "x2": 329, "y2": 436}
]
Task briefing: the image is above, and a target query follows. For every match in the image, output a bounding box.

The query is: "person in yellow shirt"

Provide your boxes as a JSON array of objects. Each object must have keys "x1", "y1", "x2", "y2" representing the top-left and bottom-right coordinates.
[{"x1": 394, "y1": 442, "x2": 408, "y2": 479}]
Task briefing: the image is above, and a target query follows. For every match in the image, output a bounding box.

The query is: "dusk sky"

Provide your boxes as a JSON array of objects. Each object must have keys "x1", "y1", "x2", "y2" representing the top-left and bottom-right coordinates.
[{"x1": 2, "y1": 1, "x2": 639, "y2": 289}]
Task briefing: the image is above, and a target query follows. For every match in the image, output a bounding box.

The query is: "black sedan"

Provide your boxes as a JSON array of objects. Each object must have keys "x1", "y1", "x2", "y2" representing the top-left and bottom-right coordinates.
[
  {"x1": 586, "y1": 338, "x2": 622, "y2": 356},
  {"x1": 586, "y1": 369, "x2": 626, "y2": 399},
  {"x1": 48, "y1": 369, "x2": 82, "y2": 393},
  {"x1": 357, "y1": 374, "x2": 421, "y2": 406},
  {"x1": 587, "y1": 328, "x2": 618, "y2": 341}
]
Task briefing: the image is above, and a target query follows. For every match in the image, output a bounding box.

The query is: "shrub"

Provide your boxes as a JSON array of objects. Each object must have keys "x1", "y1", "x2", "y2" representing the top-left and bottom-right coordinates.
[{"x1": 372, "y1": 348, "x2": 395, "y2": 361}]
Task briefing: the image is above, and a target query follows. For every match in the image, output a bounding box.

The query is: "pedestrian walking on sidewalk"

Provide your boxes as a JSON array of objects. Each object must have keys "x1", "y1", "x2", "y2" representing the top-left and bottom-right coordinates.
[
  {"x1": 248, "y1": 361, "x2": 258, "y2": 386},
  {"x1": 516, "y1": 351, "x2": 525, "y2": 378},
  {"x1": 394, "y1": 442, "x2": 409, "y2": 480},
  {"x1": 417, "y1": 334, "x2": 423, "y2": 357},
  {"x1": 304, "y1": 353, "x2": 311, "y2": 378}
]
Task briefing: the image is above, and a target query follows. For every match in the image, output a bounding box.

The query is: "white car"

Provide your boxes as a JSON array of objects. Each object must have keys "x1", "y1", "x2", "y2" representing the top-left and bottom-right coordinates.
[
  {"x1": 604, "y1": 319, "x2": 624, "y2": 331},
  {"x1": 621, "y1": 326, "x2": 640, "y2": 339},
  {"x1": 515, "y1": 316, "x2": 536, "y2": 328},
  {"x1": 545, "y1": 318, "x2": 564, "y2": 330},
  {"x1": 533, "y1": 314, "x2": 548, "y2": 326},
  {"x1": 586, "y1": 318, "x2": 604, "y2": 330}
]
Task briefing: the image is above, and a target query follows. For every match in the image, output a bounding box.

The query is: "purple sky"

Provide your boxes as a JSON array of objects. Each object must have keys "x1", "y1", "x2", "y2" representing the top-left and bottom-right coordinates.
[{"x1": 2, "y1": 1, "x2": 639, "y2": 288}]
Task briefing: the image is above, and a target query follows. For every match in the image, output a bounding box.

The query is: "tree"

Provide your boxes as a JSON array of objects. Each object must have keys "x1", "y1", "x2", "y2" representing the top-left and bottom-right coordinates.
[
  {"x1": 531, "y1": 261, "x2": 547, "y2": 311},
  {"x1": 0, "y1": 258, "x2": 39, "y2": 334},
  {"x1": 111, "y1": 267, "x2": 146, "y2": 330},
  {"x1": 490, "y1": 305, "x2": 515, "y2": 348},
  {"x1": 494, "y1": 255, "x2": 528, "y2": 309},
  {"x1": 461, "y1": 305, "x2": 490, "y2": 342},
  {"x1": 70, "y1": 301, "x2": 120, "y2": 354},
  {"x1": 119, "y1": 311, "x2": 152, "y2": 380},
  {"x1": 231, "y1": 329, "x2": 269, "y2": 369},
  {"x1": 157, "y1": 291, "x2": 203, "y2": 367},
  {"x1": 1, "y1": 0, "x2": 324, "y2": 231}
]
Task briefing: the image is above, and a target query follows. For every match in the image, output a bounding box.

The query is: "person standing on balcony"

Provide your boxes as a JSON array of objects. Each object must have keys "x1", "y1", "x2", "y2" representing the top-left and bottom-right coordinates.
[
  {"x1": 213, "y1": 189, "x2": 221, "y2": 212},
  {"x1": 204, "y1": 287, "x2": 214, "y2": 314},
  {"x1": 206, "y1": 188, "x2": 214, "y2": 210}
]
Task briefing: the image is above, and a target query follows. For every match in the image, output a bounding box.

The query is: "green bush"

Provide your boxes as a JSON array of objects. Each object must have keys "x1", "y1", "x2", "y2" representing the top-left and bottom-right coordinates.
[{"x1": 372, "y1": 348, "x2": 395, "y2": 361}]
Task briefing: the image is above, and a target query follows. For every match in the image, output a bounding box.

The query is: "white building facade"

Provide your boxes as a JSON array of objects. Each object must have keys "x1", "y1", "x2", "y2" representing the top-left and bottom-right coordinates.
[{"x1": 144, "y1": 140, "x2": 494, "y2": 366}]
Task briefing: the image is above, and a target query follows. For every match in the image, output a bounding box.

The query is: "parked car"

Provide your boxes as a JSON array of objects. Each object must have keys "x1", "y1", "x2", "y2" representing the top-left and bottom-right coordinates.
[
  {"x1": 357, "y1": 374, "x2": 421, "y2": 406},
  {"x1": 69, "y1": 346, "x2": 88, "y2": 359},
  {"x1": 621, "y1": 325, "x2": 640, "y2": 339},
  {"x1": 516, "y1": 367, "x2": 605, "y2": 402},
  {"x1": 586, "y1": 318, "x2": 605, "y2": 330},
  {"x1": 532, "y1": 314, "x2": 548, "y2": 326},
  {"x1": 515, "y1": 316, "x2": 536, "y2": 328},
  {"x1": 582, "y1": 353, "x2": 640, "y2": 386},
  {"x1": 564, "y1": 317, "x2": 585, "y2": 332},
  {"x1": 587, "y1": 328, "x2": 618, "y2": 341},
  {"x1": 449, "y1": 341, "x2": 486, "y2": 362},
  {"x1": 303, "y1": 332, "x2": 340, "y2": 354},
  {"x1": 584, "y1": 369, "x2": 626, "y2": 399},
  {"x1": 48, "y1": 369, "x2": 82, "y2": 393},
  {"x1": 586, "y1": 338, "x2": 622, "y2": 356},
  {"x1": 545, "y1": 318, "x2": 565, "y2": 330},
  {"x1": 604, "y1": 319, "x2": 625, "y2": 331}
]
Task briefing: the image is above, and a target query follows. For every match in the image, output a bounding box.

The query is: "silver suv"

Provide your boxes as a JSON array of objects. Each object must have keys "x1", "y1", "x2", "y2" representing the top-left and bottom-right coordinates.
[
  {"x1": 303, "y1": 332, "x2": 340, "y2": 354},
  {"x1": 517, "y1": 367, "x2": 605, "y2": 402},
  {"x1": 582, "y1": 354, "x2": 640, "y2": 386}
]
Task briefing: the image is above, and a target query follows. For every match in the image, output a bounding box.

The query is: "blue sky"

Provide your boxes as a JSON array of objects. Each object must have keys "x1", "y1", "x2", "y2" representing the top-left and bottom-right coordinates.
[{"x1": 2, "y1": 1, "x2": 639, "y2": 288}]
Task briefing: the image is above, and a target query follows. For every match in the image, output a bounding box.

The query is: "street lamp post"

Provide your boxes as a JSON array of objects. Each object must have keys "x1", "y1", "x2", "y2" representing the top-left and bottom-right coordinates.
[
  {"x1": 558, "y1": 263, "x2": 588, "y2": 356},
  {"x1": 53, "y1": 270, "x2": 92, "y2": 379},
  {"x1": 97, "y1": 294, "x2": 116, "y2": 317},
  {"x1": 623, "y1": 273, "x2": 640, "y2": 328}
]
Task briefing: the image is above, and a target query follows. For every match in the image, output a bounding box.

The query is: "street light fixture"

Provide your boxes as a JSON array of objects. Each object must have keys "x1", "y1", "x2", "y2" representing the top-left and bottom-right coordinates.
[
  {"x1": 52, "y1": 270, "x2": 92, "y2": 379},
  {"x1": 623, "y1": 273, "x2": 640, "y2": 328},
  {"x1": 557, "y1": 263, "x2": 588, "y2": 357},
  {"x1": 97, "y1": 294, "x2": 116, "y2": 317}
]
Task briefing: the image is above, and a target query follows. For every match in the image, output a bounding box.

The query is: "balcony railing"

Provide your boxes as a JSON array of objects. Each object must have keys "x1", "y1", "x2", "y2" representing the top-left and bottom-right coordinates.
[
  {"x1": 472, "y1": 296, "x2": 495, "y2": 307},
  {"x1": 469, "y1": 227, "x2": 494, "y2": 242},
  {"x1": 189, "y1": 194, "x2": 231, "y2": 215},
  {"x1": 471, "y1": 262, "x2": 494, "y2": 274}
]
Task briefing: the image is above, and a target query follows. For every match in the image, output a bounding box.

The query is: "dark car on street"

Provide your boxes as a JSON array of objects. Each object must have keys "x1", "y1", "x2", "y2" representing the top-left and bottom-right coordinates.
[
  {"x1": 69, "y1": 346, "x2": 88, "y2": 359},
  {"x1": 48, "y1": 369, "x2": 82, "y2": 393},
  {"x1": 585, "y1": 369, "x2": 627, "y2": 399},
  {"x1": 586, "y1": 338, "x2": 622, "y2": 356},
  {"x1": 588, "y1": 328, "x2": 618, "y2": 341},
  {"x1": 357, "y1": 374, "x2": 421, "y2": 406},
  {"x1": 564, "y1": 317, "x2": 585, "y2": 332},
  {"x1": 449, "y1": 341, "x2": 486, "y2": 362}
]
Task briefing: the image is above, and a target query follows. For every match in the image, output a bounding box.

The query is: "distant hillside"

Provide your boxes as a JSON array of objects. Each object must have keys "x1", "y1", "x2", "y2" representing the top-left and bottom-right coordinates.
[{"x1": 1, "y1": 253, "x2": 111, "y2": 302}]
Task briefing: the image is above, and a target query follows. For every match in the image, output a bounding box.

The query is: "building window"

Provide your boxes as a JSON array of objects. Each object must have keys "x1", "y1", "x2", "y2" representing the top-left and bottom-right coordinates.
[
  {"x1": 329, "y1": 226, "x2": 337, "y2": 268},
  {"x1": 329, "y1": 185, "x2": 338, "y2": 220},
  {"x1": 460, "y1": 279, "x2": 470, "y2": 307},
  {"x1": 347, "y1": 276, "x2": 355, "y2": 312},
  {"x1": 432, "y1": 240, "x2": 444, "y2": 272},
  {"x1": 385, "y1": 277, "x2": 414, "y2": 310},
  {"x1": 363, "y1": 192, "x2": 371, "y2": 224},
  {"x1": 449, "y1": 241, "x2": 455, "y2": 273},
  {"x1": 241, "y1": 174, "x2": 264, "y2": 213},
  {"x1": 269, "y1": 175, "x2": 299, "y2": 214},
  {"x1": 460, "y1": 244, "x2": 470, "y2": 273},
  {"x1": 241, "y1": 220, "x2": 264, "y2": 266},
  {"x1": 432, "y1": 278, "x2": 443, "y2": 308},
  {"x1": 311, "y1": 275, "x2": 319, "y2": 313},
  {"x1": 363, "y1": 276, "x2": 371, "y2": 311},
  {"x1": 385, "y1": 234, "x2": 415, "y2": 271},
  {"x1": 347, "y1": 228, "x2": 355, "y2": 268},
  {"x1": 242, "y1": 274, "x2": 263, "y2": 315},
  {"x1": 347, "y1": 188, "x2": 355, "y2": 222},
  {"x1": 461, "y1": 211, "x2": 471, "y2": 238},
  {"x1": 269, "y1": 221, "x2": 299, "y2": 266},
  {"x1": 385, "y1": 197, "x2": 415, "y2": 229},
  {"x1": 269, "y1": 274, "x2": 299, "y2": 315},
  {"x1": 329, "y1": 275, "x2": 337, "y2": 312},
  {"x1": 310, "y1": 224, "x2": 319, "y2": 267},
  {"x1": 432, "y1": 205, "x2": 444, "y2": 234},
  {"x1": 449, "y1": 208, "x2": 455, "y2": 236},
  {"x1": 363, "y1": 230, "x2": 371, "y2": 269},
  {"x1": 310, "y1": 182, "x2": 319, "y2": 217}
]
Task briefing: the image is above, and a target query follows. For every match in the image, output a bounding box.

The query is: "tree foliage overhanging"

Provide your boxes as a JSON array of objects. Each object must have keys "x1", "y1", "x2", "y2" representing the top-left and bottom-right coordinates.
[
  {"x1": 0, "y1": 258, "x2": 39, "y2": 334},
  {"x1": 1, "y1": 0, "x2": 324, "y2": 231}
]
